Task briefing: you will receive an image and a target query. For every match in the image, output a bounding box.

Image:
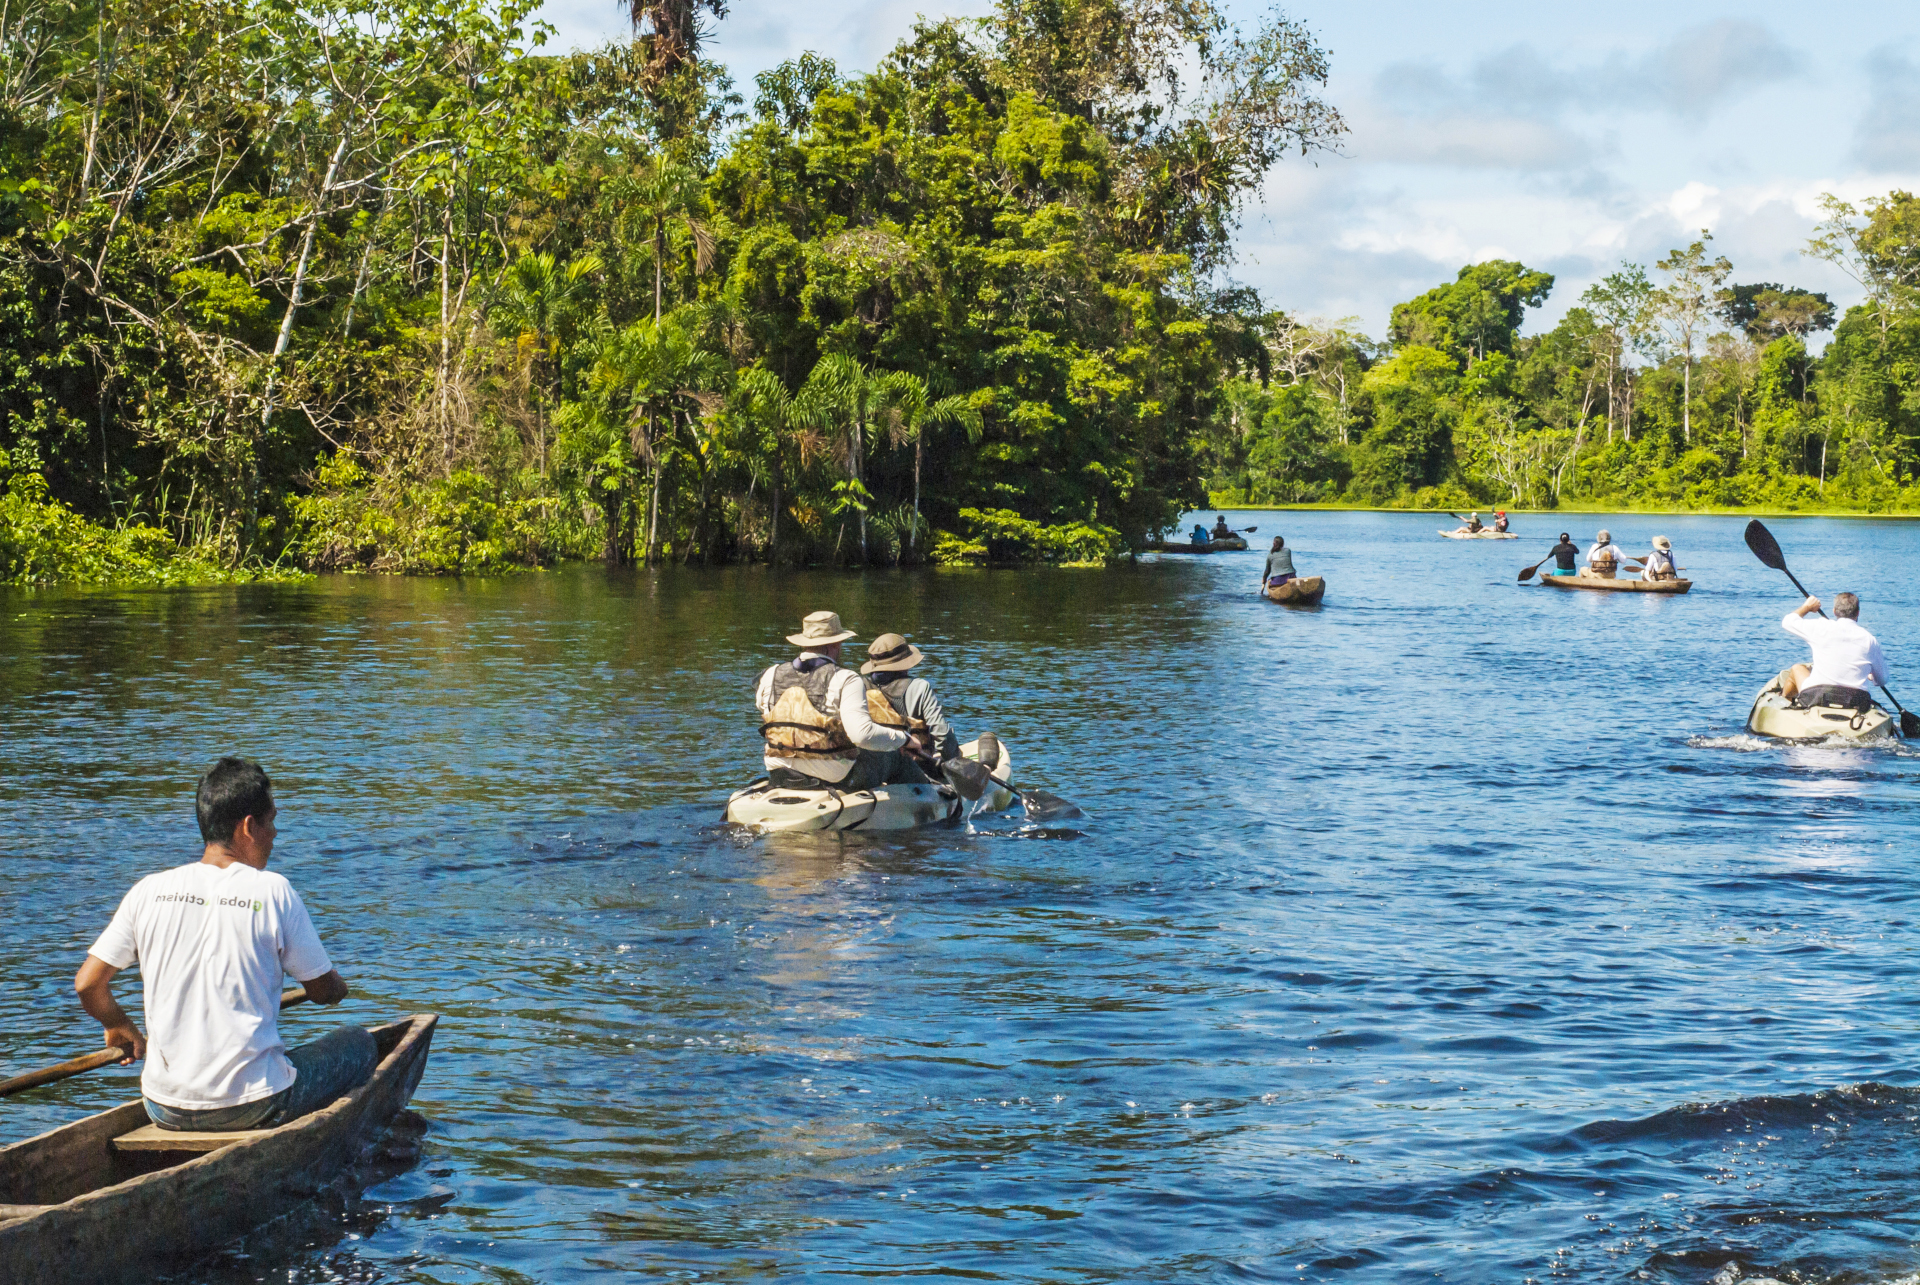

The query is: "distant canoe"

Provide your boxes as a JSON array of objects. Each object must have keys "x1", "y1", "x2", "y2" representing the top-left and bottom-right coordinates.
[
  {"x1": 1439, "y1": 528, "x2": 1517, "y2": 540},
  {"x1": 0, "y1": 1015, "x2": 436, "y2": 1285},
  {"x1": 1141, "y1": 537, "x2": 1247, "y2": 554},
  {"x1": 1541, "y1": 573, "x2": 1691, "y2": 594},
  {"x1": 1265, "y1": 576, "x2": 1326, "y2": 605}
]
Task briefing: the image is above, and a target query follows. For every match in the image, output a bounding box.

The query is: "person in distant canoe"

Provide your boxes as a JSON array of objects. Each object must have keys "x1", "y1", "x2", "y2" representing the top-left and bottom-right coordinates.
[
  {"x1": 755, "y1": 610, "x2": 921, "y2": 791},
  {"x1": 1641, "y1": 535, "x2": 1678, "y2": 581},
  {"x1": 1190, "y1": 522, "x2": 1210, "y2": 546},
  {"x1": 74, "y1": 758, "x2": 373, "y2": 1133},
  {"x1": 1210, "y1": 514, "x2": 1234, "y2": 540},
  {"x1": 863, "y1": 632, "x2": 961, "y2": 768},
  {"x1": 1492, "y1": 511, "x2": 1510, "y2": 533},
  {"x1": 1583, "y1": 529, "x2": 1627, "y2": 578},
  {"x1": 1261, "y1": 536, "x2": 1297, "y2": 591},
  {"x1": 1452, "y1": 512, "x2": 1484, "y2": 534},
  {"x1": 1779, "y1": 593, "x2": 1887, "y2": 711},
  {"x1": 1548, "y1": 532, "x2": 1578, "y2": 577}
]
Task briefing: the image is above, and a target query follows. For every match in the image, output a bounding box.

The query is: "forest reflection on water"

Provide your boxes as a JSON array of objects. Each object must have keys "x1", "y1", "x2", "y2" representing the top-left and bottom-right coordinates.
[{"x1": 6, "y1": 510, "x2": 1920, "y2": 1282}]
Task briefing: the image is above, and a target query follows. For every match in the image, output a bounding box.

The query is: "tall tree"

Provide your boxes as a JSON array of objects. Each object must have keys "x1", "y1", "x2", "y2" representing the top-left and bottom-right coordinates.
[{"x1": 1653, "y1": 231, "x2": 1733, "y2": 443}]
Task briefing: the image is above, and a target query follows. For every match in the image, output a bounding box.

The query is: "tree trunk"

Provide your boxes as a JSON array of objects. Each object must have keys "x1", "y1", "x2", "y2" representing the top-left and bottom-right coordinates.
[
  {"x1": 1681, "y1": 335, "x2": 1692, "y2": 443},
  {"x1": 646, "y1": 433, "x2": 663, "y2": 567},
  {"x1": 911, "y1": 432, "x2": 923, "y2": 558},
  {"x1": 769, "y1": 459, "x2": 781, "y2": 567},
  {"x1": 254, "y1": 135, "x2": 348, "y2": 553},
  {"x1": 854, "y1": 418, "x2": 866, "y2": 563},
  {"x1": 654, "y1": 223, "x2": 664, "y2": 324}
]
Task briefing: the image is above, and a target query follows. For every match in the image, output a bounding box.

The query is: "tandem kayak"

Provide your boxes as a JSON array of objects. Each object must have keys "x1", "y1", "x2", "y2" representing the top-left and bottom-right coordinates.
[
  {"x1": 1264, "y1": 576, "x2": 1326, "y2": 606},
  {"x1": 1438, "y1": 528, "x2": 1516, "y2": 540},
  {"x1": 1541, "y1": 573, "x2": 1691, "y2": 594},
  {"x1": 724, "y1": 737, "x2": 1015, "y2": 832},
  {"x1": 0, "y1": 1015, "x2": 436, "y2": 1285},
  {"x1": 1746, "y1": 673, "x2": 1896, "y2": 742},
  {"x1": 1141, "y1": 538, "x2": 1246, "y2": 554}
]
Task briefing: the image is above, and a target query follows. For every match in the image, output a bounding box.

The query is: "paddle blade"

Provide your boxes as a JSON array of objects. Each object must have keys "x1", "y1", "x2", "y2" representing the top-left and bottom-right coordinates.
[
  {"x1": 1243, "y1": 525, "x2": 1258, "y2": 533},
  {"x1": 1744, "y1": 519, "x2": 1787, "y2": 570},
  {"x1": 941, "y1": 757, "x2": 990, "y2": 802},
  {"x1": 1903, "y1": 709, "x2": 1920, "y2": 739},
  {"x1": 1517, "y1": 565, "x2": 1537, "y2": 582},
  {"x1": 1019, "y1": 789, "x2": 1083, "y2": 823}
]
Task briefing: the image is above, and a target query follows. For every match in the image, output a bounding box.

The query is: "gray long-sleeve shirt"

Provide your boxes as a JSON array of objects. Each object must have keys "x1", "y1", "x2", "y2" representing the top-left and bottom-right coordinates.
[
  {"x1": 1263, "y1": 548, "x2": 1296, "y2": 581},
  {"x1": 874, "y1": 674, "x2": 961, "y2": 762}
]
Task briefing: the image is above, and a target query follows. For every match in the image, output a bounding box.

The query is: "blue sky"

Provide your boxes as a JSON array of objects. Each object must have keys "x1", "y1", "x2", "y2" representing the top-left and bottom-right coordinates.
[{"x1": 536, "y1": 0, "x2": 1920, "y2": 341}]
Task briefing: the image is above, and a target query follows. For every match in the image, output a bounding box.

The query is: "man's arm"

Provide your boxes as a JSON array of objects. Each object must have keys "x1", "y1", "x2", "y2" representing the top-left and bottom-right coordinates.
[
  {"x1": 913, "y1": 680, "x2": 962, "y2": 761},
  {"x1": 298, "y1": 969, "x2": 349, "y2": 1005},
  {"x1": 74, "y1": 955, "x2": 144, "y2": 1064},
  {"x1": 1783, "y1": 604, "x2": 1819, "y2": 637},
  {"x1": 1870, "y1": 639, "x2": 1890, "y2": 687},
  {"x1": 836, "y1": 673, "x2": 908, "y2": 752}
]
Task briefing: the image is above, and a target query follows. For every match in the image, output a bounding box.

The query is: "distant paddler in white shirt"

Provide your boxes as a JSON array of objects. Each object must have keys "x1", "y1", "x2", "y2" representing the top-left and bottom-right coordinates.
[
  {"x1": 1640, "y1": 535, "x2": 1679, "y2": 581},
  {"x1": 862, "y1": 632, "x2": 963, "y2": 768},
  {"x1": 755, "y1": 610, "x2": 920, "y2": 792},
  {"x1": 74, "y1": 757, "x2": 373, "y2": 1132},
  {"x1": 1778, "y1": 592, "x2": 1888, "y2": 711},
  {"x1": 1582, "y1": 529, "x2": 1628, "y2": 578}
]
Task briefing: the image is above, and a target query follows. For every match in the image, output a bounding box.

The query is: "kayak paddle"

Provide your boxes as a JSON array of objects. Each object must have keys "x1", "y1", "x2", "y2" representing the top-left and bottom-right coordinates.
[
  {"x1": 1743, "y1": 519, "x2": 1920, "y2": 738},
  {"x1": 1, "y1": 987, "x2": 310, "y2": 1100},
  {"x1": 941, "y1": 755, "x2": 1083, "y2": 823}
]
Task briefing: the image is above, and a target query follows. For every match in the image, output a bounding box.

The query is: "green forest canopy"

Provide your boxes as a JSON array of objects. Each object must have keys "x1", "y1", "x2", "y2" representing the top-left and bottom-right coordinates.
[{"x1": 2, "y1": 0, "x2": 1919, "y2": 583}]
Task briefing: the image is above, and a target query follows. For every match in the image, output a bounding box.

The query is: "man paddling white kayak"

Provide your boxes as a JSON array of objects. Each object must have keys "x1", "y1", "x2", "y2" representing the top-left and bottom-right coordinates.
[{"x1": 1780, "y1": 593, "x2": 1887, "y2": 712}]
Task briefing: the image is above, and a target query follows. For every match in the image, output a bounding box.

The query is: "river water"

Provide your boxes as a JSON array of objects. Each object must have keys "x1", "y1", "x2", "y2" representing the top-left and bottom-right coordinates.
[{"x1": 5, "y1": 510, "x2": 1920, "y2": 1284}]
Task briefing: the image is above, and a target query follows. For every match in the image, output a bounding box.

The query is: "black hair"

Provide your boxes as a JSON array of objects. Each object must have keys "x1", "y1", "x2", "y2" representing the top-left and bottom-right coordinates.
[
  {"x1": 1271, "y1": 536, "x2": 1285, "y2": 550},
  {"x1": 1559, "y1": 532, "x2": 1570, "y2": 541},
  {"x1": 196, "y1": 757, "x2": 274, "y2": 843},
  {"x1": 1835, "y1": 592, "x2": 1860, "y2": 619}
]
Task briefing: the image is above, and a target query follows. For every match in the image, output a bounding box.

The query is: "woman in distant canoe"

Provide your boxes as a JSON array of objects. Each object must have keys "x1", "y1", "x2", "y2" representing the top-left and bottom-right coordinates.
[{"x1": 1261, "y1": 536, "x2": 1297, "y2": 591}]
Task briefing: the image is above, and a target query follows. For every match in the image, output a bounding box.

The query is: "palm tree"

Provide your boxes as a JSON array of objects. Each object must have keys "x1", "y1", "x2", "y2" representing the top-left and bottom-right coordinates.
[
  {"x1": 490, "y1": 251, "x2": 602, "y2": 475},
  {"x1": 625, "y1": 158, "x2": 714, "y2": 323},
  {"x1": 872, "y1": 373, "x2": 981, "y2": 559},
  {"x1": 801, "y1": 353, "x2": 891, "y2": 562},
  {"x1": 609, "y1": 314, "x2": 727, "y2": 565}
]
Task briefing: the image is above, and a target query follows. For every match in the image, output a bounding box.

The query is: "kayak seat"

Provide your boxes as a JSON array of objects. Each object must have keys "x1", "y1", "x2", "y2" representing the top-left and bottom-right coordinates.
[{"x1": 112, "y1": 1124, "x2": 261, "y2": 1153}]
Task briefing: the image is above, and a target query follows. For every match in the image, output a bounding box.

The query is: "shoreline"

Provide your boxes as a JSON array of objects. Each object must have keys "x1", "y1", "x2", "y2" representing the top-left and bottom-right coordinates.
[{"x1": 1210, "y1": 503, "x2": 1920, "y2": 519}]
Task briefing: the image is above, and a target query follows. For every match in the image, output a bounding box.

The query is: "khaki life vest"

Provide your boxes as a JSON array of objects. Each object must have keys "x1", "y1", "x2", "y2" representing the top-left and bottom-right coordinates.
[
  {"x1": 761, "y1": 662, "x2": 859, "y2": 760},
  {"x1": 875, "y1": 675, "x2": 931, "y2": 735}
]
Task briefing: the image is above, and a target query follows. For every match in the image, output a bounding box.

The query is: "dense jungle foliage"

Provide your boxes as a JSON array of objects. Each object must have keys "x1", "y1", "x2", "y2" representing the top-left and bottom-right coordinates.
[{"x1": 2, "y1": 0, "x2": 1919, "y2": 584}]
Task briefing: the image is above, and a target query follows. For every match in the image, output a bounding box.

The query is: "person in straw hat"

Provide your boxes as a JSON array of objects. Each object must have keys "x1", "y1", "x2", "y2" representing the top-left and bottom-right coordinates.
[
  {"x1": 1641, "y1": 535, "x2": 1678, "y2": 582},
  {"x1": 753, "y1": 611, "x2": 922, "y2": 792},
  {"x1": 1583, "y1": 528, "x2": 1627, "y2": 578},
  {"x1": 862, "y1": 632, "x2": 961, "y2": 766}
]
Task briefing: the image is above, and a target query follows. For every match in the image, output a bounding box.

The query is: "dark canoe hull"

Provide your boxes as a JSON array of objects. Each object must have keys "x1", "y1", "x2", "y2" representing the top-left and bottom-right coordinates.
[
  {"x1": 1541, "y1": 574, "x2": 1691, "y2": 594},
  {"x1": 1265, "y1": 576, "x2": 1326, "y2": 606},
  {"x1": 1141, "y1": 540, "x2": 1244, "y2": 554},
  {"x1": 0, "y1": 1014, "x2": 436, "y2": 1285}
]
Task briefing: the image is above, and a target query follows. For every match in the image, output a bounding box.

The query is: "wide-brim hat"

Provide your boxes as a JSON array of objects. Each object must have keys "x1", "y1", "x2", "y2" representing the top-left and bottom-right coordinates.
[
  {"x1": 1652, "y1": 535, "x2": 1672, "y2": 550},
  {"x1": 786, "y1": 610, "x2": 857, "y2": 647},
  {"x1": 861, "y1": 632, "x2": 925, "y2": 674}
]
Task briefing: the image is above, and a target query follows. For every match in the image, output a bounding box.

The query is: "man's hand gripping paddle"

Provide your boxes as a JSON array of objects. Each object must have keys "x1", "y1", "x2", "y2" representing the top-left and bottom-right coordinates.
[
  {"x1": 0, "y1": 987, "x2": 310, "y2": 1100},
  {"x1": 1744, "y1": 519, "x2": 1920, "y2": 738},
  {"x1": 939, "y1": 735, "x2": 1083, "y2": 823}
]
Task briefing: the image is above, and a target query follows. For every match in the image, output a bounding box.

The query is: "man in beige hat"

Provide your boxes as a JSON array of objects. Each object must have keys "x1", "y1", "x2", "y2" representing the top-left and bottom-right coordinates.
[
  {"x1": 862, "y1": 632, "x2": 961, "y2": 765},
  {"x1": 753, "y1": 611, "x2": 920, "y2": 792},
  {"x1": 1641, "y1": 535, "x2": 1678, "y2": 581}
]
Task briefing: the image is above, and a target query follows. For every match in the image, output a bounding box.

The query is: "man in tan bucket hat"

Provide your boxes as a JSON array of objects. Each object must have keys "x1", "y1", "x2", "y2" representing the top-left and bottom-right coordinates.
[
  {"x1": 753, "y1": 611, "x2": 921, "y2": 792},
  {"x1": 863, "y1": 632, "x2": 962, "y2": 765}
]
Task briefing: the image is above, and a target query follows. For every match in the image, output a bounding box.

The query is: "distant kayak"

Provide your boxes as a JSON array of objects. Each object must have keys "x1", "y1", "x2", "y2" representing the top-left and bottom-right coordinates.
[
  {"x1": 1541, "y1": 573, "x2": 1691, "y2": 594},
  {"x1": 1142, "y1": 537, "x2": 1247, "y2": 554},
  {"x1": 1746, "y1": 675, "x2": 1895, "y2": 742},
  {"x1": 1264, "y1": 576, "x2": 1326, "y2": 606},
  {"x1": 1439, "y1": 528, "x2": 1517, "y2": 540}
]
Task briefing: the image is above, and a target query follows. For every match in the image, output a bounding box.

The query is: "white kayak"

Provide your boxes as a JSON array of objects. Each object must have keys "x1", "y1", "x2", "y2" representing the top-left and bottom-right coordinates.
[
  {"x1": 724, "y1": 737, "x2": 1015, "y2": 832},
  {"x1": 1745, "y1": 674, "x2": 1895, "y2": 742},
  {"x1": 1438, "y1": 528, "x2": 1516, "y2": 540}
]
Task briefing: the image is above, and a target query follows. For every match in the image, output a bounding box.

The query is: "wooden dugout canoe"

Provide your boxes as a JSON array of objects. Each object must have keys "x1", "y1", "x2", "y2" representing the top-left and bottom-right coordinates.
[
  {"x1": 1140, "y1": 537, "x2": 1246, "y2": 554},
  {"x1": 0, "y1": 1014, "x2": 436, "y2": 1285},
  {"x1": 1540, "y1": 573, "x2": 1691, "y2": 594},
  {"x1": 1264, "y1": 575, "x2": 1326, "y2": 605}
]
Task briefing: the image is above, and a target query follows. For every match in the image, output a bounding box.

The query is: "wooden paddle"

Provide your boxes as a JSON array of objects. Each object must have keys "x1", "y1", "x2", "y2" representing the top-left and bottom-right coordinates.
[
  {"x1": 1517, "y1": 549, "x2": 1562, "y2": 581},
  {"x1": 1744, "y1": 519, "x2": 1920, "y2": 738},
  {"x1": 0, "y1": 987, "x2": 310, "y2": 1100}
]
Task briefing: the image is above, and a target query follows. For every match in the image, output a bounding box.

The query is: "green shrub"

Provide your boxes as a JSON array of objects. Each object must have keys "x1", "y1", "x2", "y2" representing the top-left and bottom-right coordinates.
[{"x1": 930, "y1": 508, "x2": 1125, "y2": 565}]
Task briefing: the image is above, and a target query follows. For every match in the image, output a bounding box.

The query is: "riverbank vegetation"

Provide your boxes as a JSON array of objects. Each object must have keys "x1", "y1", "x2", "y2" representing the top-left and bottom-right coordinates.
[
  {"x1": 0, "y1": 0, "x2": 1342, "y2": 579},
  {"x1": 1205, "y1": 199, "x2": 1920, "y2": 516},
  {"x1": 4, "y1": 0, "x2": 1918, "y2": 586}
]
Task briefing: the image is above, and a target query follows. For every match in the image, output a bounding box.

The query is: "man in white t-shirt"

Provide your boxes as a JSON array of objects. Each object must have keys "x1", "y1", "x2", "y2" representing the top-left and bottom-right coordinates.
[
  {"x1": 75, "y1": 757, "x2": 376, "y2": 1131},
  {"x1": 1780, "y1": 593, "x2": 1888, "y2": 711}
]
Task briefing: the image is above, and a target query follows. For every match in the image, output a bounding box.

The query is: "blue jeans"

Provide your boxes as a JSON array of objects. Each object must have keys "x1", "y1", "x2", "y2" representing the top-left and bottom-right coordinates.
[{"x1": 144, "y1": 1025, "x2": 377, "y2": 1131}]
